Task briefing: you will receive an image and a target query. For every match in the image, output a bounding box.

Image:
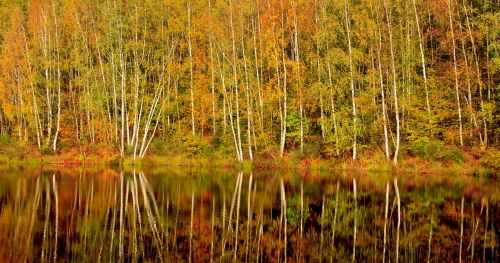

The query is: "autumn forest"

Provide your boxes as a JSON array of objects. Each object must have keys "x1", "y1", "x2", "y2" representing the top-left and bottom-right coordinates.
[
  {"x1": 0, "y1": 0, "x2": 498, "y2": 164},
  {"x1": 1, "y1": 1, "x2": 500, "y2": 261}
]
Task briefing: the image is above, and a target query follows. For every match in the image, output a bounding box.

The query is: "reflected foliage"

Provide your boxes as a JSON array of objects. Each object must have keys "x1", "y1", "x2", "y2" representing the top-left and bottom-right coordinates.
[{"x1": 0, "y1": 168, "x2": 499, "y2": 262}]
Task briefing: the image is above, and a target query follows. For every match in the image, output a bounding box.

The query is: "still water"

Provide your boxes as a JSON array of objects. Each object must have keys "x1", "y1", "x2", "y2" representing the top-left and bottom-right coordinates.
[{"x1": 0, "y1": 167, "x2": 498, "y2": 262}]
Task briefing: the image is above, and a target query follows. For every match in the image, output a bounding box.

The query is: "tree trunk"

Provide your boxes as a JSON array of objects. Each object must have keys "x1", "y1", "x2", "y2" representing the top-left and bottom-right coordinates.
[
  {"x1": 383, "y1": 0, "x2": 401, "y2": 164},
  {"x1": 412, "y1": 0, "x2": 432, "y2": 131},
  {"x1": 463, "y1": 0, "x2": 487, "y2": 146},
  {"x1": 377, "y1": 27, "x2": 390, "y2": 160},
  {"x1": 447, "y1": 0, "x2": 464, "y2": 147},
  {"x1": 345, "y1": 2, "x2": 357, "y2": 160},
  {"x1": 52, "y1": 1, "x2": 61, "y2": 152},
  {"x1": 187, "y1": 0, "x2": 195, "y2": 136}
]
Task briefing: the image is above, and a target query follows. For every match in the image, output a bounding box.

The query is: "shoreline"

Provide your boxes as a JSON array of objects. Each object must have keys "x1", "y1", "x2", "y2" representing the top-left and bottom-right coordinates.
[{"x1": 0, "y1": 147, "x2": 498, "y2": 177}]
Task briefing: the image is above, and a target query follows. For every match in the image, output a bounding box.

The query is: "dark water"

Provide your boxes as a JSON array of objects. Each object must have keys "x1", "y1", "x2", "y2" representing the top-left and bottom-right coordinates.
[{"x1": 0, "y1": 167, "x2": 498, "y2": 262}]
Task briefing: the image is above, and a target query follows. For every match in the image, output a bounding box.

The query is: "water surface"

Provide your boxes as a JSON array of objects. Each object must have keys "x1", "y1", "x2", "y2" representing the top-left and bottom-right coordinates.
[{"x1": 0, "y1": 167, "x2": 498, "y2": 262}]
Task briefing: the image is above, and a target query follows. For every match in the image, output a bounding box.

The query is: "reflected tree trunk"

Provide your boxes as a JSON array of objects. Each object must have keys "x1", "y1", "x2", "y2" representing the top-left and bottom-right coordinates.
[
  {"x1": 394, "y1": 178, "x2": 401, "y2": 263},
  {"x1": 383, "y1": 181, "x2": 390, "y2": 263}
]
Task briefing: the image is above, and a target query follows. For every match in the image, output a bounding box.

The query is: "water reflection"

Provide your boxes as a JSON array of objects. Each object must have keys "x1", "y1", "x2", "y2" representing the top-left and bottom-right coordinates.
[{"x1": 0, "y1": 168, "x2": 498, "y2": 262}]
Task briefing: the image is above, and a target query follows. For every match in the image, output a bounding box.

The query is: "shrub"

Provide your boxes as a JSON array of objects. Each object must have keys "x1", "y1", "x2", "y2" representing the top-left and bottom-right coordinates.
[
  {"x1": 299, "y1": 142, "x2": 321, "y2": 160},
  {"x1": 0, "y1": 135, "x2": 25, "y2": 157},
  {"x1": 442, "y1": 148, "x2": 463, "y2": 163},
  {"x1": 405, "y1": 137, "x2": 463, "y2": 163},
  {"x1": 0, "y1": 135, "x2": 13, "y2": 145},
  {"x1": 480, "y1": 148, "x2": 500, "y2": 171},
  {"x1": 320, "y1": 142, "x2": 339, "y2": 158},
  {"x1": 41, "y1": 146, "x2": 54, "y2": 155}
]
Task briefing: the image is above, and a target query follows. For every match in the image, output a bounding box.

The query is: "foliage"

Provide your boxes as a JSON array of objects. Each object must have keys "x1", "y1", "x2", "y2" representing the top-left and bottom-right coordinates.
[
  {"x1": 405, "y1": 137, "x2": 463, "y2": 163},
  {"x1": 479, "y1": 148, "x2": 500, "y2": 171},
  {"x1": 0, "y1": 0, "x2": 497, "y2": 162},
  {"x1": 286, "y1": 194, "x2": 310, "y2": 227},
  {"x1": 0, "y1": 135, "x2": 24, "y2": 158}
]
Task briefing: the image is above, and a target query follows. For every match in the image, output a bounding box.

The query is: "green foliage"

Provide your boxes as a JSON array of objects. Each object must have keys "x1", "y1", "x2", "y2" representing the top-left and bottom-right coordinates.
[
  {"x1": 109, "y1": 156, "x2": 122, "y2": 167},
  {"x1": 0, "y1": 135, "x2": 12, "y2": 145},
  {"x1": 41, "y1": 147, "x2": 54, "y2": 155},
  {"x1": 286, "y1": 113, "x2": 309, "y2": 148},
  {"x1": 366, "y1": 152, "x2": 393, "y2": 172},
  {"x1": 405, "y1": 137, "x2": 463, "y2": 163},
  {"x1": 320, "y1": 142, "x2": 338, "y2": 158},
  {"x1": 0, "y1": 135, "x2": 24, "y2": 158},
  {"x1": 286, "y1": 195, "x2": 310, "y2": 227},
  {"x1": 184, "y1": 137, "x2": 204, "y2": 156},
  {"x1": 480, "y1": 148, "x2": 500, "y2": 171}
]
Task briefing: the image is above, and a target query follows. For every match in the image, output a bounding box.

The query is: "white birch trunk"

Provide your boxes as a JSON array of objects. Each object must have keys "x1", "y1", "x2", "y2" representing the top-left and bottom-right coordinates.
[
  {"x1": 377, "y1": 21, "x2": 390, "y2": 160},
  {"x1": 412, "y1": 0, "x2": 432, "y2": 130},
  {"x1": 345, "y1": 3, "x2": 357, "y2": 160},
  {"x1": 52, "y1": 1, "x2": 61, "y2": 152},
  {"x1": 187, "y1": 0, "x2": 195, "y2": 136},
  {"x1": 447, "y1": 0, "x2": 463, "y2": 146},
  {"x1": 383, "y1": 0, "x2": 401, "y2": 164}
]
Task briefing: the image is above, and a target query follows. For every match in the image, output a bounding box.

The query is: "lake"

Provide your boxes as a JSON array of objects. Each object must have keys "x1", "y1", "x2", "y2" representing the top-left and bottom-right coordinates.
[{"x1": 0, "y1": 167, "x2": 498, "y2": 262}]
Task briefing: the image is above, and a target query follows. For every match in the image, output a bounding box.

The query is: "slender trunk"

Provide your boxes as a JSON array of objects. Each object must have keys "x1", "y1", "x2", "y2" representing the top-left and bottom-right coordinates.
[
  {"x1": 383, "y1": 181, "x2": 389, "y2": 263},
  {"x1": 23, "y1": 29, "x2": 42, "y2": 150},
  {"x1": 52, "y1": 2, "x2": 61, "y2": 152},
  {"x1": 120, "y1": 50, "x2": 126, "y2": 156},
  {"x1": 138, "y1": 90, "x2": 164, "y2": 159},
  {"x1": 110, "y1": 53, "x2": 119, "y2": 143},
  {"x1": 412, "y1": 0, "x2": 432, "y2": 130},
  {"x1": 383, "y1": 0, "x2": 401, "y2": 164},
  {"x1": 463, "y1": 0, "x2": 487, "y2": 146},
  {"x1": 326, "y1": 61, "x2": 340, "y2": 155},
  {"x1": 377, "y1": 21, "x2": 390, "y2": 159},
  {"x1": 41, "y1": 15, "x2": 53, "y2": 148},
  {"x1": 460, "y1": 33, "x2": 483, "y2": 144},
  {"x1": 41, "y1": 180, "x2": 51, "y2": 262},
  {"x1": 345, "y1": 3, "x2": 357, "y2": 160},
  {"x1": 234, "y1": 173, "x2": 243, "y2": 261},
  {"x1": 118, "y1": 173, "x2": 124, "y2": 261},
  {"x1": 394, "y1": 178, "x2": 401, "y2": 263},
  {"x1": 241, "y1": 28, "x2": 254, "y2": 161},
  {"x1": 220, "y1": 57, "x2": 241, "y2": 161},
  {"x1": 229, "y1": 0, "x2": 243, "y2": 161},
  {"x1": 331, "y1": 181, "x2": 339, "y2": 255},
  {"x1": 209, "y1": 0, "x2": 216, "y2": 137},
  {"x1": 221, "y1": 172, "x2": 241, "y2": 258},
  {"x1": 280, "y1": 178, "x2": 287, "y2": 263},
  {"x1": 293, "y1": 0, "x2": 304, "y2": 153},
  {"x1": 26, "y1": 178, "x2": 41, "y2": 255},
  {"x1": 252, "y1": 16, "x2": 264, "y2": 136},
  {"x1": 315, "y1": 3, "x2": 325, "y2": 140},
  {"x1": 279, "y1": 9, "x2": 288, "y2": 158},
  {"x1": 52, "y1": 175, "x2": 58, "y2": 263},
  {"x1": 447, "y1": 0, "x2": 464, "y2": 146},
  {"x1": 470, "y1": 201, "x2": 484, "y2": 262},
  {"x1": 245, "y1": 174, "x2": 253, "y2": 262},
  {"x1": 459, "y1": 196, "x2": 464, "y2": 263},
  {"x1": 482, "y1": 202, "x2": 488, "y2": 262},
  {"x1": 352, "y1": 178, "x2": 357, "y2": 262},
  {"x1": 187, "y1": 1, "x2": 195, "y2": 136},
  {"x1": 189, "y1": 190, "x2": 194, "y2": 263}
]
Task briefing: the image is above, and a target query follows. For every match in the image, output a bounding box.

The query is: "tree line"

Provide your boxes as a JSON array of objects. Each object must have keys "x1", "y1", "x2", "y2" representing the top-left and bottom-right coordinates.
[{"x1": 0, "y1": 0, "x2": 498, "y2": 162}]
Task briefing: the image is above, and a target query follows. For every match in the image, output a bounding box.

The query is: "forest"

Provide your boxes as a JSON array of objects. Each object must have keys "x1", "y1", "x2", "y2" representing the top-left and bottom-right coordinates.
[{"x1": 0, "y1": 0, "x2": 498, "y2": 165}]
